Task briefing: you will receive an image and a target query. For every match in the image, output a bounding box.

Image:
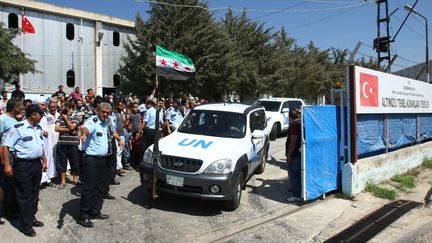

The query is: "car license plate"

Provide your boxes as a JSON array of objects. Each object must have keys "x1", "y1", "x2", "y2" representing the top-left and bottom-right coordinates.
[{"x1": 166, "y1": 174, "x2": 184, "y2": 187}]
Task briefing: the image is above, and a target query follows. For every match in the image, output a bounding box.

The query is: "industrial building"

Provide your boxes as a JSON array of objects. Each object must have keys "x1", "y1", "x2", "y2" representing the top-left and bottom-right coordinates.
[{"x1": 0, "y1": 0, "x2": 135, "y2": 97}]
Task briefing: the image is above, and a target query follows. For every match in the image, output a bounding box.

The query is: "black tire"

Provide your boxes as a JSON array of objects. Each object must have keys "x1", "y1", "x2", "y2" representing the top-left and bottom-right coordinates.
[
  {"x1": 255, "y1": 147, "x2": 268, "y2": 174},
  {"x1": 270, "y1": 123, "x2": 279, "y2": 140},
  {"x1": 224, "y1": 172, "x2": 243, "y2": 211}
]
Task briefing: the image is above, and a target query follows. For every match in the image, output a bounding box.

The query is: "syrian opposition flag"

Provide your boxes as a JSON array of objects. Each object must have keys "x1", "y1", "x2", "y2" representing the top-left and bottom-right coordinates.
[
  {"x1": 22, "y1": 14, "x2": 35, "y2": 34},
  {"x1": 156, "y1": 45, "x2": 195, "y2": 81}
]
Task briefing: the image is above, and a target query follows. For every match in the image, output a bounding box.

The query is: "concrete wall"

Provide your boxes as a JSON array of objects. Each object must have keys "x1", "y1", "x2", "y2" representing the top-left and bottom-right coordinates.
[{"x1": 342, "y1": 141, "x2": 432, "y2": 196}]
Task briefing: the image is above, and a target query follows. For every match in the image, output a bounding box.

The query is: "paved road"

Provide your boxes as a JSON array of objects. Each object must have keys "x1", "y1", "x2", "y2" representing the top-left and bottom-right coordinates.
[{"x1": 2, "y1": 136, "x2": 300, "y2": 243}]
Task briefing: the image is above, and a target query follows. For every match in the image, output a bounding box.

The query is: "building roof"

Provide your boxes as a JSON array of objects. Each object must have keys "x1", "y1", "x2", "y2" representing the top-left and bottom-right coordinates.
[
  {"x1": 393, "y1": 60, "x2": 432, "y2": 82},
  {"x1": 0, "y1": 0, "x2": 134, "y2": 28}
]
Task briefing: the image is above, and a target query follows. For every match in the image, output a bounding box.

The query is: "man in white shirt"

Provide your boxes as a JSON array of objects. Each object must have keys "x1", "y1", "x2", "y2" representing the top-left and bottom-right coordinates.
[{"x1": 0, "y1": 91, "x2": 9, "y2": 115}]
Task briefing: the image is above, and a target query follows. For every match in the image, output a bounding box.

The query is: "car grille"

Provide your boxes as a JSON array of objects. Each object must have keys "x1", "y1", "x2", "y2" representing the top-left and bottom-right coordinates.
[{"x1": 160, "y1": 155, "x2": 203, "y2": 173}]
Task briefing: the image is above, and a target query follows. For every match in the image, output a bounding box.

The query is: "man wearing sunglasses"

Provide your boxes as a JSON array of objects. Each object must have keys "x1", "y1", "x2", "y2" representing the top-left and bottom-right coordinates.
[{"x1": 78, "y1": 102, "x2": 123, "y2": 228}]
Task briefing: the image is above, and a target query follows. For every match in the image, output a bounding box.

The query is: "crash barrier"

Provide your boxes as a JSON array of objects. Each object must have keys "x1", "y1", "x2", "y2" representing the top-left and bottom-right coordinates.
[
  {"x1": 357, "y1": 113, "x2": 432, "y2": 158},
  {"x1": 302, "y1": 105, "x2": 340, "y2": 200}
]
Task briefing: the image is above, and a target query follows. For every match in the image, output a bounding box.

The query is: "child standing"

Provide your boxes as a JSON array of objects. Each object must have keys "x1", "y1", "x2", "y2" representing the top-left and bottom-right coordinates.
[{"x1": 122, "y1": 122, "x2": 133, "y2": 170}]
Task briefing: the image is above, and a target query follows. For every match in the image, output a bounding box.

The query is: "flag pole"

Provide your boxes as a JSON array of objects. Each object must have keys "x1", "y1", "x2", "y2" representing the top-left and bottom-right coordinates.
[
  {"x1": 152, "y1": 74, "x2": 160, "y2": 199},
  {"x1": 20, "y1": 8, "x2": 24, "y2": 87},
  {"x1": 80, "y1": 18, "x2": 84, "y2": 91}
]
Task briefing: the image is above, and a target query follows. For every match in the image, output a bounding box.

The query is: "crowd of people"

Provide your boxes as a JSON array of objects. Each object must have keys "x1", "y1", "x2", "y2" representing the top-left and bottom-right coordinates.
[
  {"x1": 0, "y1": 82, "x2": 207, "y2": 236},
  {"x1": 0, "y1": 82, "x2": 302, "y2": 236}
]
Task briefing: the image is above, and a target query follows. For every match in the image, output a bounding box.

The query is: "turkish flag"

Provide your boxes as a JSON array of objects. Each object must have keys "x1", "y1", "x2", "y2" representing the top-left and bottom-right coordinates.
[
  {"x1": 22, "y1": 15, "x2": 35, "y2": 34},
  {"x1": 359, "y1": 72, "x2": 379, "y2": 107}
]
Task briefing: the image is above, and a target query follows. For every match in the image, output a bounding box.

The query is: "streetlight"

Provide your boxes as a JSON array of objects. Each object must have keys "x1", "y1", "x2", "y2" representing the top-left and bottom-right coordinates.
[{"x1": 404, "y1": 4, "x2": 429, "y2": 83}]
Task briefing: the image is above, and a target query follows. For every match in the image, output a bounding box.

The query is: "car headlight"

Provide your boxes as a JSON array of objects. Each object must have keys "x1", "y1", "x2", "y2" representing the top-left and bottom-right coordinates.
[
  {"x1": 143, "y1": 148, "x2": 153, "y2": 164},
  {"x1": 204, "y1": 159, "x2": 232, "y2": 174}
]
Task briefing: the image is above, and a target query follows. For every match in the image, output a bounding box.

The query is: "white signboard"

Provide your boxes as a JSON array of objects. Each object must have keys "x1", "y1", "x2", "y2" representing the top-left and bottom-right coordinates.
[{"x1": 354, "y1": 66, "x2": 432, "y2": 114}]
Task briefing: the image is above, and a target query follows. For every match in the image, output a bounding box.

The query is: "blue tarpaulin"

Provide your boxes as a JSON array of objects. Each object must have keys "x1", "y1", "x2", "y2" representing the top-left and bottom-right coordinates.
[
  {"x1": 303, "y1": 106, "x2": 339, "y2": 201},
  {"x1": 357, "y1": 114, "x2": 432, "y2": 157},
  {"x1": 388, "y1": 114, "x2": 417, "y2": 150},
  {"x1": 357, "y1": 114, "x2": 386, "y2": 157},
  {"x1": 419, "y1": 114, "x2": 432, "y2": 140}
]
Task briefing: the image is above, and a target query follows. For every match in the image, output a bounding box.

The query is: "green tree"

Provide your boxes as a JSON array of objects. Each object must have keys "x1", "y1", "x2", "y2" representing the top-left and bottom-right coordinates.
[
  {"x1": 0, "y1": 23, "x2": 36, "y2": 88},
  {"x1": 120, "y1": 0, "x2": 232, "y2": 100},
  {"x1": 264, "y1": 27, "x2": 297, "y2": 97},
  {"x1": 290, "y1": 42, "x2": 338, "y2": 102},
  {"x1": 221, "y1": 9, "x2": 276, "y2": 101}
]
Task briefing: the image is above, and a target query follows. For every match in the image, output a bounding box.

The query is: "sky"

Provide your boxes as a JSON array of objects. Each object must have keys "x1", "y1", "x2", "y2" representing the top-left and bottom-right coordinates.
[{"x1": 37, "y1": 0, "x2": 432, "y2": 71}]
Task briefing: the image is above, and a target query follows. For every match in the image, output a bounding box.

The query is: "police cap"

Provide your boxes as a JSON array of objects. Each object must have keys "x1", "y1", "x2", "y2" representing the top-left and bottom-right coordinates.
[
  {"x1": 172, "y1": 98, "x2": 181, "y2": 105},
  {"x1": 25, "y1": 104, "x2": 44, "y2": 118}
]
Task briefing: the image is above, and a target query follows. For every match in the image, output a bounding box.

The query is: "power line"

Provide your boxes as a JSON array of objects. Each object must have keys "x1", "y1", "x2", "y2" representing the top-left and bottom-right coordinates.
[
  {"x1": 132, "y1": 0, "x2": 373, "y2": 13},
  {"x1": 395, "y1": 0, "x2": 432, "y2": 33},
  {"x1": 252, "y1": 1, "x2": 308, "y2": 20},
  {"x1": 392, "y1": 11, "x2": 425, "y2": 39},
  {"x1": 291, "y1": 1, "x2": 368, "y2": 30},
  {"x1": 305, "y1": 0, "x2": 366, "y2": 3}
]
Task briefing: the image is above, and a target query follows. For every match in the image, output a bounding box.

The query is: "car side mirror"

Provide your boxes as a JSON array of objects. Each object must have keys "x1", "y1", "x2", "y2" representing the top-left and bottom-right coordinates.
[
  {"x1": 281, "y1": 108, "x2": 289, "y2": 113},
  {"x1": 251, "y1": 130, "x2": 265, "y2": 139}
]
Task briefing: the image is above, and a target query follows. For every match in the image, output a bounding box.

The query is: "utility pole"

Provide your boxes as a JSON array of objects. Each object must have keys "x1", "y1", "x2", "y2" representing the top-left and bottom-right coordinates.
[{"x1": 374, "y1": 0, "x2": 391, "y2": 72}]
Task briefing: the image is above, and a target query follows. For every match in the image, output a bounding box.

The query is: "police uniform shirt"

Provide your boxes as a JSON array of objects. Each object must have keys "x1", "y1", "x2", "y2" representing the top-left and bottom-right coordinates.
[
  {"x1": 144, "y1": 106, "x2": 163, "y2": 130},
  {"x1": 83, "y1": 115, "x2": 111, "y2": 156},
  {"x1": 166, "y1": 107, "x2": 184, "y2": 129},
  {"x1": 0, "y1": 114, "x2": 18, "y2": 145},
  {"x1": 4, "y1": 120, "x2": 44, "y2": 159}
]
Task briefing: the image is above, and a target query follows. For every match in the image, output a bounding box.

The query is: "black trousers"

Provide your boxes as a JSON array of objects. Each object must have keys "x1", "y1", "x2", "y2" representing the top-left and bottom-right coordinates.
[
  {"x1": 105, "y1": 153, "x2": 116, "y2": 196},
  {"x1": 0, "y1": 153, "x2": 19, "y2": 216},
  {"x1": 79, "y1": 155, "x2": 108, "y2": 219},
  {"x1": 13, "y1": 159, "x2": 42, "y2": 232},
  {"x1": 144, "y1": 129, "x2": 156, "y2": 151}
]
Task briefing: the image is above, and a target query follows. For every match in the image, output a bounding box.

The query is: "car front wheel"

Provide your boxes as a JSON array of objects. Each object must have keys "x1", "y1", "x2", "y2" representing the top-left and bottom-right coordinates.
[
  {"x1": 270, "y1": 123, "x2": 279, "y2": 140},
  {"x1": 224, "y1": 172, "x2": 243, "y2": 211}
]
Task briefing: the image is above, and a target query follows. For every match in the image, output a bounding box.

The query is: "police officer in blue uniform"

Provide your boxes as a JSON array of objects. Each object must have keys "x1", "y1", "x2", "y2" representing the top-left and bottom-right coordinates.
[
  {"x1": 78, "y1": 102, "x2": 123, "y2": 228},
  {"x1": 164, "y1": 98, "x2": 184, "y2": 135},
  {"x1": 3, "y1": 105, "x2": 47, "y2": 237},
  {"x1": 143, "y1": 99, "x2": 163, "y2": 150}
]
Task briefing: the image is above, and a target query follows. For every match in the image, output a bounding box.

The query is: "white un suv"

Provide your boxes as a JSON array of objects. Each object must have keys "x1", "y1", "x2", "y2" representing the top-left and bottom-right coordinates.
[
  {"x1": 254, "y1": 98, "x2": 305, "y2": 140},
  {"x1": 139, "y1": 103, "x2": 269, "y2": 210}
]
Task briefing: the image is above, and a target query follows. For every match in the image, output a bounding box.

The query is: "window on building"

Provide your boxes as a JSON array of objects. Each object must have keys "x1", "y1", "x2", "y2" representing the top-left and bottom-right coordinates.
[
  {"x1": 66, "y1": 70, "x2": 75, "y2": 87},
  {"x1": 8, "y1": 13, "x2": 18, "y2": 29},
  {"x1": 113, "y1": 74, "x2": 120, "y2": 87},
  {"x1": 66, "y1": 23, "x2": 74, "y2": 40},
  {"x1": 113, "y1": 31, "x2": 120, "y2": 46}
]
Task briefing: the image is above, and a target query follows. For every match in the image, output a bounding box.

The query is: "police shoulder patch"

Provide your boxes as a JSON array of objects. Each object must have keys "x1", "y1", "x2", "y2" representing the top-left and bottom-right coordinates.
[{"x1": 14, "y1": 123, "x2": 24, "y2": 128}]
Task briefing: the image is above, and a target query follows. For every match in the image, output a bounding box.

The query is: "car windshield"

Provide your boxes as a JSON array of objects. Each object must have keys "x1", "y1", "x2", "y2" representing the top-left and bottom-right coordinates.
[
  {"x1": 255, "y1": 101, "x2": 281, "y2": 112},
  {"x1": 178, "y1": 110, "x2": 246, "y2": 138}
]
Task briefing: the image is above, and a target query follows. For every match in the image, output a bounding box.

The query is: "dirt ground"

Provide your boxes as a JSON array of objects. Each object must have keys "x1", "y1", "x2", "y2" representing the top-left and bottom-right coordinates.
[{"x1": 368, "y1": 168, "x2": 432, "y2": 243}]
